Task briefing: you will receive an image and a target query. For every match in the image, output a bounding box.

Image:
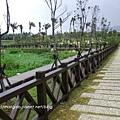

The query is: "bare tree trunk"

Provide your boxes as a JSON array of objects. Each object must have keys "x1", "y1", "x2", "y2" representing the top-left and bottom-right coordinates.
[
  {"x1": 39, "y1": 22, "x2": 41, "y2": 44},
  {"x1": 45, "y1": 29, "x2": 47, "y2": 44},
  {"x1": 60, "y1": 25, "x2": 62, "y2": 34},
  {"x1": 80, "y1": 30, "x2": 83, "y2": 50},
  {"x1": 21, "y1": 33, "x2": 23, "y2": 45},
  {"x1": 52, "y1": 18, "x2": 58, "y2": 68},
  {"x1": 13, "y1": 32, "x2": 15, "y2": 43},
  {"x1": 52, "y1": 19, "x2": 55, "y2": 50},
  {"x1": 29, "y1": 28, "x2": 31, "y2": 35},
  {"x1": 45, "y1": 29, "x2": 47, "y2": 35}
]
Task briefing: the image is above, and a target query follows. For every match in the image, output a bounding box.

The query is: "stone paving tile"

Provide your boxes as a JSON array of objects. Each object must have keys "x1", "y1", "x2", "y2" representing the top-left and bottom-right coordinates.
[
  {"x1": 104, "y1": 74, "x2": 120, "y2": 76},
  {"x1": 106, "y1": 66, "x2": 120, "y2": 68},
  {"x1": 93, "y1": 79, "x2": 120, "y2": 83},
  {"x1": 78, "y1": 113, "x2": 120, "y2": 120},
  {"x1": 95, "y1": 90, "x2": 120, "y2": 95},
  {"x1": 106, "y1": 63, "x2": 120, "y2": 65},
  {"x1": 88, "y1": 99, "x2": 120, "y2": 108},
  {"x1": 81, "y1": 93, "x2": 120, "y2": 101},
  {"x1": 107, "y1": 64, "x2": 120, "y2": 66},
  {"x1": 97, "y1": 74, "x2": 120, "y2": 76},
  {"x1": 100, "y1": 71, "x2": 107, "y2": 72},
  {"x1": 91, "y1": 85, "x2": 120, "y2": 90},
  {"x1": 103, "y1": 77, "x2": 120, "y2": 80},
  {"x1": 70, "y1": 104, "x2": 120, "y2": 116},
  {"x1": 105, "y1": 73, "x2": 120, "y2": 75},
  {"x1": 104, "y1": 67, "x2": 120, "y2": 68},
  {"x1": 105, "y1": 69, "x2": 120, "y2": 71},
  {"x1": 108, "y1": 66, "x2": 120, "y2": 67},
  {"x1": 70, "y1": 49, "x2": 120, "y2": 120},
  {"x1": 107, "y1": 67, "x2": 120, "y2": 68},
  {"x1": 107, "y1": 63, "x2": 120, "y2": 64},
  {"x1": 99, "y1": 83, "x2": 120, "y2": 87}
]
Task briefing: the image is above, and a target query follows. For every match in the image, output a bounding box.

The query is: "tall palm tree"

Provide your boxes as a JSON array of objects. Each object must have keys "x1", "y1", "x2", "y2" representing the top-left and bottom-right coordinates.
[
  {"x1": 10, "y1": 22, "x2": 18, "y2": 42},
  {"x1": 69, "y1": 19, "x2": 72, "y2": 33},
  {"x1": 29, "y1": 21, "x2": 36, "y2": 34},
  {"x1": 43, "y1": 23, "x2": 51, "y2": 44},
  {"x1": 18, "y1": 24, "x2": 23, "y2": 44},
  {"x1": 71, "y1": 17, "x2": 76, "y2": 32},
  {"x1": 59, "y1": 18, "x2": 62, "y2": 34},
  {"x1": 43, "y1": 23, "x2": 51, "y2": 35}
]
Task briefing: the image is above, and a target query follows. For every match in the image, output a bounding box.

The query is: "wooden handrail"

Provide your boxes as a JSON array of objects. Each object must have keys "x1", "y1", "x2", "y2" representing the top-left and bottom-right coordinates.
[{"x1": 0, "y1": 44, "x2": 118, "y2": 120}]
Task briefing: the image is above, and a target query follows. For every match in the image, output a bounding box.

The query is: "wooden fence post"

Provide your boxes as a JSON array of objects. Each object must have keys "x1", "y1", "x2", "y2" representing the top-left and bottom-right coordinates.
[
  {"x1": 84, "y1": 54, "x2": 89, "y2": 75},
  {"x1": 74, "y1": 58, "x2": 81, "y2": 86},
  {"x1": 75, "y1": 63, "x2": 81, "y2": 86},
  {"x1": 61, "y1": 63, "x2": 69, "y2": 101},
  {"x1": 36, "y1": 71, "x2": 48, "y2": 120}
]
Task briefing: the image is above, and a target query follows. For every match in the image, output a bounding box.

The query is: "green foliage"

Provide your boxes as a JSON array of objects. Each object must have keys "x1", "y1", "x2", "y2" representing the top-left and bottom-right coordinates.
[
  {"x1": 42, "y1": 59, "x2": 53, "y2": 65},
  {"x1": 10, "y1": 22, "x2": 18, "y2": 32},
  {"x1": 8, "y1": 48, "x2": 22, "y2": 54},
  {"x1": 2, "y1": 55, "x2": 19, "y2": 70},
  {"x1": 29, "y1": 21, "x2": 36, "y2": 28},
  {"x1": 22, "y1": 48, "x2": 51, "y2": 54},
  {"x1": 1, "y1": 49, "x2": 77, "y2": 77},
  {"x1": 59, "y1": 51, "x2": 77, "y2": 59}
]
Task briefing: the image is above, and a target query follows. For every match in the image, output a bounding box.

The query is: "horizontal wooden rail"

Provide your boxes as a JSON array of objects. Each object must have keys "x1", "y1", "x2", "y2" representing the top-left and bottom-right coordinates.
[{"x1": 0, "y1": 44, "x2": 118, "y2": 120}]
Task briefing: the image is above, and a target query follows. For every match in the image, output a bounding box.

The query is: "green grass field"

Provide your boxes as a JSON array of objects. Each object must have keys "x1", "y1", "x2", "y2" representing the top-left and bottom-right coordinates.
[
  {"x1": 1, "y1": 48, "x2": 77, "y2": 119},
  {"x1": 1, "y1": 48, "x2": 77, "y2": 77}
]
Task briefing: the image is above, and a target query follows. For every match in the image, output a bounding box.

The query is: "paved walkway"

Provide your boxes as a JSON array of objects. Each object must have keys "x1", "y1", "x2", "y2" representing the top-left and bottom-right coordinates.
[{"x1": 70, "y1": 48, "x2": 120, "y2": 120}]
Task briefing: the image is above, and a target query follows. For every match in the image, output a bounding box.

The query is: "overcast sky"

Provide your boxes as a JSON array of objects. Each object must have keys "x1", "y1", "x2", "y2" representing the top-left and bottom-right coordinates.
[{"x1": 0, "y1": 0, "x2": 120, "y2": 34}]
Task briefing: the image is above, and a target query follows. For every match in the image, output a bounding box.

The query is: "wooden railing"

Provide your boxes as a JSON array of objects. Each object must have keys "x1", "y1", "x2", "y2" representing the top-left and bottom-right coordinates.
[{"x1": 0, "y1": 44, "x2": 118, "y2": 120}]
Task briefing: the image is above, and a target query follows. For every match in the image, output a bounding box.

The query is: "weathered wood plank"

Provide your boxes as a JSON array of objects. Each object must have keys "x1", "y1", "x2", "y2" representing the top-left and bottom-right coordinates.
[
  {"x1": 10, "y1": 94, "x2": 25, "y2": 120},
  {"x1": 46, "y1": 85, "x2": 57, "y2": 103},
  {"x1": 22, "y1": 102, "x2": 32, "y2": 120}
]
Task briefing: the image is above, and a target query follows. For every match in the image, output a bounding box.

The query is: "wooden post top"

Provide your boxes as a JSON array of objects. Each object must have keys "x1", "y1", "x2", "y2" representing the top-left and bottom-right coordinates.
[{"x1": 36, "y1": 71, "x2": 46, "y2": 79}]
